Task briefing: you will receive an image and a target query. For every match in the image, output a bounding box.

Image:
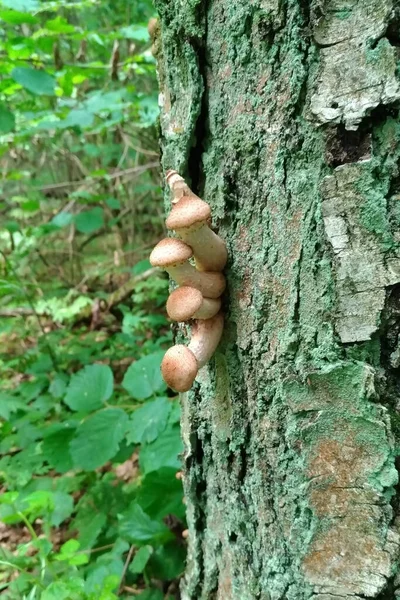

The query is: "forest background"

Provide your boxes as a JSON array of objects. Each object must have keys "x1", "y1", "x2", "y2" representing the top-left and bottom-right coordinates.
[{"x1": 0, "y1": 1, "x2": 184, "y2": 599}]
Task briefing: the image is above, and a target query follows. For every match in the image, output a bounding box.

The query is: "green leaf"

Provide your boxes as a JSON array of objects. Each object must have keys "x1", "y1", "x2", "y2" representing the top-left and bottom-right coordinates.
[
  {"x1": 139, "y1": 425, "x2": 183, "y2": 475},
  {"x1": 148, "y1": 542, "x2": 186, "y2": 580},
  {"x1": 12, "y1": 67, "x2": 55, "y2": 96},
  {"x1": 70, "y1": 408, "x2": 128, "y2": 470},
  {"x1": 0, "y1": 0, "x2": 39, "y2": 11},
  {"x1": 127, "y1": 397, "x2": 171, "y2": 445},
  {"x1": 49, "y1": 374, "x2": 68, "y2": 399},
  {"x1": 132, "y1": 259, "x2": 152, "y2": 275},
  {"x1": 119, "y1": 502, "x2": 172, "y2": 546},
  {"x1": 137, "y1": 468, "x2": 185, "y2": 520},
  {"x1": 64, "y1": 364, "x2": 114, "y2": 412},
  {"x1": 41, "y1": 578, "x2": 85, "y2": 600},
  {"x1": 129, "y1": 546, "x2": 153, "y2": 574},
  {"x1": 0, "y1": 392, "x2": 24, "y2": 420},
  {"x1": 55, "y1": 539, "x2": 89, "y2": 566},
  {"x1": 0, "y1": 105, "x2": 15, "y2": 133},
  {"x1": 75, "y1": 207, "x2": 104, "y2": 234},
  {"x1": 45, "y1": 16, "x2": 75, "y2": 34},
  {"x1": 74, "y1": 511, "x2": 107, "y2": 550},
  {"x1": 51, "y1": 211, "x2": 73, "y2": 228},
  {"x1": 50, "y1": 491, "x2": 74, "y2": 527},
  {"x1": 0, "y1": 9, "x2": 38, "y2": 23},
  {"x1": 105, "y1": 197, "x2": 120, "y2": 210},
  {"x1": 119, "y1": 25, "x2": 150, "y2": 42},
  {"x1": 59, "y1": 109, "x2": 94, "y2": 129},
  {"x1": 122, "y1": 351, "x2": 166, "y2": 401}
]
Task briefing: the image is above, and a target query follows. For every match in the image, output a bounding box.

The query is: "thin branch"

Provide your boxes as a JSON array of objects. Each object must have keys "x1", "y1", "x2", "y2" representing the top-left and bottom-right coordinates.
[
  {"x1": 118, "y1": 545, "x2": 135, "y2": 595},
  {"x1": 38, "y1": 162, "x2": 159, "y2": 193}
]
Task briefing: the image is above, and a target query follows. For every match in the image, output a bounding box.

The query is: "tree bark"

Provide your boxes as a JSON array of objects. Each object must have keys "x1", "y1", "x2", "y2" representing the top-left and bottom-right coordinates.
[{"x1": 154, "y1": 1, "x2": 400, "y2": 598}]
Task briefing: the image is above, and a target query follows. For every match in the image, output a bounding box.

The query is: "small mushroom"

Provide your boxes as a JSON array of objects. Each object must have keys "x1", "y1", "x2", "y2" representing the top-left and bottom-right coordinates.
[
  {"x1": 166, "y1": 196, "x2": 227, "y2": 272},
  {"x1": 166, "y1": 286, "x2": 221, "y2": 322},
  {"x1": 161, "y1": 312, "x2": 224, "y2": 392},
  {"x1": 166, "y1": 169, "x2": 197, "y2": 203},
  {"x1": 150, "y1": 238, "x2": 225, "y2": 299},
  {"x1": 161, "y1": 345, "x2": 198, "y2": 393}
]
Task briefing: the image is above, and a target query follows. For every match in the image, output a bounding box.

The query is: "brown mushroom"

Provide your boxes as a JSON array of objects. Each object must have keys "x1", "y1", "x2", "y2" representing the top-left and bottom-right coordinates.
[
  {"x1": 149, "y1": 238, "x2": 225, "y2": 299},
  {"x1": 161, "y1": 312, "x2": 224, "y2": 392},
  {"x1": 166, "y1": 195, "x2": 227, "y2": 272},
  {"x1": 166, "y1": 286, "x2": 221, "y2": 322},
  {"x1": 161, "y1": 345, "x2": 198, "y2": 393}
]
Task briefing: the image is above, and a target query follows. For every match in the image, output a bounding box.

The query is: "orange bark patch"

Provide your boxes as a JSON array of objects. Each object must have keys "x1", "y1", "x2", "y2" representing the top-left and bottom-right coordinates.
[{"x1": 303, "y1": 428, "x2": 394, "y2": 596}]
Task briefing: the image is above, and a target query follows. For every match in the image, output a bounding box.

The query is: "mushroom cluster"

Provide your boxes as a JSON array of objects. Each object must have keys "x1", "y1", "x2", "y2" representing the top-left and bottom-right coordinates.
[{"x1": 150, "y1": 171, "x2": 227, "y2": 392}]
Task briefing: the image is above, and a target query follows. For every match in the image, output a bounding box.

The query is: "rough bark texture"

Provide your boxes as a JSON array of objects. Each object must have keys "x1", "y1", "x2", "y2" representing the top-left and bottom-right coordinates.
[{"x1": 154, "y1": 1, "x2": 400, "y2": 598}]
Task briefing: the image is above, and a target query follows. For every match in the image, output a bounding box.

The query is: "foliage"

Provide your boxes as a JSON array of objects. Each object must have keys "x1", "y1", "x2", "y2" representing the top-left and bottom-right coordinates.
[{"x1": 0, "y1": 1, "x2": 186, "y2": 599}]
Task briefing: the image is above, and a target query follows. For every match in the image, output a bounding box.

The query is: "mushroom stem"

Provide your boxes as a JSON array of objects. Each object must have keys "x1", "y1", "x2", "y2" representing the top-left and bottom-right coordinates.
[
  {"x1": 188, "y1": 312, "x2": 224, "y2": 367},
  {"x1": 178, "y1": 223, "x2": 228, "y2": 272},
  {"x1": 165, "y1": 263, "x2": 225, "y2": 299},
  {"x1": 161, "y1": 312, "x2": 224, "y2": 391}
]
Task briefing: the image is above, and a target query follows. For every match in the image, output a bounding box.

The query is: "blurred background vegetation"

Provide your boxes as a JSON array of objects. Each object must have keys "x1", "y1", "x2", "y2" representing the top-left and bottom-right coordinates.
[{"x1": 0, "y1": 1, "x2": 185, "y2": 599}]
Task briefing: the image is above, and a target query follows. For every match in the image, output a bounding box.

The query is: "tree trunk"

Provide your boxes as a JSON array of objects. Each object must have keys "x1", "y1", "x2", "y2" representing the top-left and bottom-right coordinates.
[{"x1": 154, "y1": 1, "x2": 400, "y2": 598}]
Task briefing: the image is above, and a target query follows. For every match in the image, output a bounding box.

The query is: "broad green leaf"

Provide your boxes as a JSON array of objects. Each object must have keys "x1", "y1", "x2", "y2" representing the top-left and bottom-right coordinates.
[
  {"x1": 137, "y1": 467, "x2": 185, "y2": 520},
  {"x1": 49, "y1": 374, "x2": 68, "y2": 399},
  {"x1": 148, "y1": 542, "x2": 186, "y2": 580},
  {"x1": 64, "y1": 364, "x2": 114, "y2": 412},
  {"x1": 42, "y1": 427, "x2": 75, "y2": 473},
  {"x1": 119, "y1": 25, "x2": 149, "y2": 42},
  {"x1": 139, "y1": 425, "x2": 183, "y2": 475},
  {"x1": 132, "y1": 259, "x2": 152, "y2": 275},
  {"x1": 59, "y1": 109, "x2": 94, "y2": 129},
  {"x1": 41, "y1": 577, "x2": 85, "y2": 600},
  {"x1": 0, "y1": 9, "x2": 38, "y2": 23},
  {"x1": 138, "y1": 95, "x2": 159, "y2": 128},
  {"x1": 129, "y1": 546, "x2": 153, "y2": 574},
  {"x1": 55, "y1": 539, "x2": 89, "y2": 566},
  {"x1": 51, "y1": 211, "x2": 73, "y2": 228},
  {"x1": 127, "y1": 397, "x2": 171, "y2": 445},
  {"x1": 122, "y1": 351, "x2": 166, "y2": 401},
  {"x1": 118, "y1": 502, "x2": 172, "y2": 546},
  {"x1": 75, "y1": 207, "x2": 104, "y2": 234},
  {"x1": 45, "y1": 16, "x2": 75, "y2": 34},
  {"x1": 168, "y1": 401, "x2": 181, "y2": 424},
  {"x1": 105, "y1": 197, "x2": 120, "y2": 210},
  {"x1": 74, "y1": 511, "x2": 107, "y2": 550},
  {"x1": 0, "y1": 0, "x2": 39, "y2": 11},
  {"x1": 12, "y1": 67, "x2": 55, "y2": 96},
  {"x1": 70, "y1": 408, "x2": 128, "y2": 470},
  {"x1": 50, "y1": 491, "x2": 74, "y2": 527},
  {"x1": 0, "y1": 105, "x2": 15, "y2": 133},
  {"x1": 20, "y1": 199, "x2": 39, "y2": 212},
  {"x1": 0, "y1": 392, "x2": 24, "y2": 420}
]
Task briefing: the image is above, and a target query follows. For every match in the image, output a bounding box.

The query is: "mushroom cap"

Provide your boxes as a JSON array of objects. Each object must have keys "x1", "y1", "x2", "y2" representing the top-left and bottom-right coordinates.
[
  {"x1": 161, "y1": 345, "x2": 198, "y2": 392},
  {"x1": 166, "y1": 196, "x2": 211, "y2": 230},
  {"x1": 166, "y1": 286, "x2": 203, "y2": 321},
  {"x1": 150, "y1": 238, "x2": 193, "y2": 267}
]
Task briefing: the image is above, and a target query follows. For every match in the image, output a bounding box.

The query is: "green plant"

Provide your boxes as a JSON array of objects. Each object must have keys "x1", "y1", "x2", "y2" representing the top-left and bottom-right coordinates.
[{"x1": 0, "y1": 1, "x2": 186, "y2": 598}]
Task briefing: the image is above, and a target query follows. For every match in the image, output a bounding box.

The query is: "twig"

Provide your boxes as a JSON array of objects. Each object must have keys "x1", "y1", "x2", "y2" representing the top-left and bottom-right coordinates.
[
  {"x1": 122, "y1": 587, "x2": 141, "y2": 596},
  {"x1": 0, "y1": 308, "x2": 36, "y2": 317},
  {"x1": 105, "y1": 267, "x2": 160, "y2": 309},
  {"x1": 118, "y1": 545, "x2": 135, "y2": 595},
  {"x1": 38, "y1": 162, "x2": 159, "y2": 193}
]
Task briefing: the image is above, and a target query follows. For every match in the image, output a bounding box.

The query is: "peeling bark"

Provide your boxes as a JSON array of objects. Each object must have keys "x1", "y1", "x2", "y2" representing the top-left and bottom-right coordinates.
[{"x1": 154, "y1": 0, "x2": 400, "y2": 598}]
